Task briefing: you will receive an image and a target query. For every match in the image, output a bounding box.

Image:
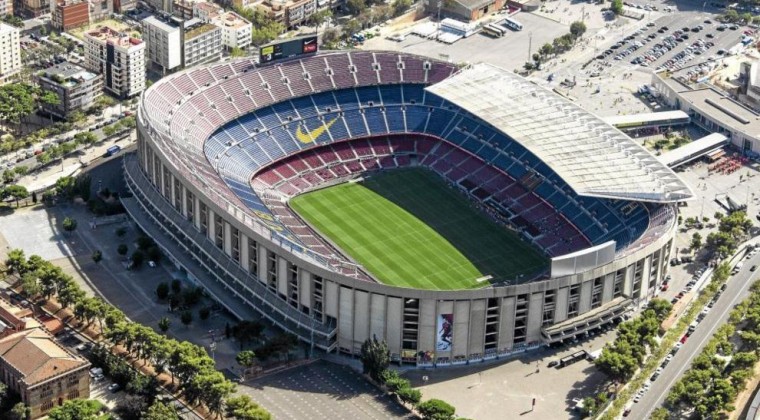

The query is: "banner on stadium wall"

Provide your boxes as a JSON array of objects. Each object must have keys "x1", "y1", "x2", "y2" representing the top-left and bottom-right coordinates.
[{"x1": 436, "y1": 314, "x2": 453, "y2": 352}]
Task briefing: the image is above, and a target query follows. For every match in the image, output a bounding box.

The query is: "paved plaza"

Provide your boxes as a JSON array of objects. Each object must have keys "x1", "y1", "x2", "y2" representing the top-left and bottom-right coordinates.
[{"x1": 244, "y1": 361, "x2": 411, "y2": 420}]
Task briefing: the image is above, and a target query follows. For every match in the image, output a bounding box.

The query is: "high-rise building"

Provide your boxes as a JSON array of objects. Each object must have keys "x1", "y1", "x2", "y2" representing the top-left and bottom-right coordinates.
[
  {"x1": 143, "y1": 14, "x2": 222, "y2": 72},
  {"x1": 182, "y1": 18, "x2": 222, "y2": 68},
  {"x1": 52, "y1": 0, "x2": 90, "y2": 31},
  {"x1": 14, "y1": 0, "x2": 49, "y2": 18},
  {"x1": 212, "y1": 11, "x2": 252, "y2": 50},
  {"x1": 0, "y1": 0, "x2": 13, "y2": 17},
  {"x1": 84, "y1": 26, "x2": 146, "y2": 98},
  {"x1": 36, "y1": 62, "x2": 103, "y2": 118},
  {"x1": 192, "y1": 3, "x2": 251, "y2": 51},
  {"x1": 0, "y1": 23, "x2": 21, "y2": 86},
  {"x1": 142, "y1": 15, "x2": 182, "y2": 73},
  {"x1": 254, "y1": 0, "x2": 318, "y2": 29}
]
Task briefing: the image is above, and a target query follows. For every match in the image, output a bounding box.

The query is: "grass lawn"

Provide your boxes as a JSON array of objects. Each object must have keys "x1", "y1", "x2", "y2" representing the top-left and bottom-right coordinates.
[{"x1": 289, "y1": 169, "x2": 548, "y2": 290}]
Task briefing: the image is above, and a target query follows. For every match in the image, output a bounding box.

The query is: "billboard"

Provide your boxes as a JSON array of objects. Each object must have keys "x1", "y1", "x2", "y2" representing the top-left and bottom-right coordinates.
[
  {"x1": 436, "y1": 314, "x2": 453, "y2": 352},
  {"x1": 259, "y1": 35, "x2": 318, "y2": 64}
]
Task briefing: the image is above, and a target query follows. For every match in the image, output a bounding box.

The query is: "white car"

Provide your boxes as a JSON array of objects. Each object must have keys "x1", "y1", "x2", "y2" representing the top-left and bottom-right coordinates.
[{"x1": 148, "y1": 261, "x2": 157, "y2": 268}]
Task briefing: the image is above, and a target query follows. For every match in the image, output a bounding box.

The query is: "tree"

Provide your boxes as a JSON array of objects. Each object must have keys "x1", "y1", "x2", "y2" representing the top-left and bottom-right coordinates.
[
  {"x1": 117, "y1": 243, "x2": 128, "y2": 256},
  {"x1": 225, "y1": 395, "x2": 272, "y2": 420},
  {"x1": 180, "y1": 310, "x2": 193, "y2": 327},
  {"x1": 691, "y1": 232, "x2": 703, "y2": 251},
  {"x1": 343, "y1": 19, "x2": 362, "y2": 38},
  {"x1": 48, "y1": 399, "x2": 101, "y2": 420},
  {"x1": 391, "y1": 0, "x2": 411, "y2": 16},
  {"x1": 3, "y1": 185, "x2": 28, "y2": 207},
  {"x1": 171, "y1": 279, "x2": 182, "y2": 294},
  {"x1": 417, "y1": 399, "x2": 456, "y2": 420},
  {"x1": 385, "y1": 376, "x2": 411, "y2": 393},
  {"x1": 360, "y1": 336, "x2": 390, "y2": 382},
  {"x1": 158, "y1": 316, "x2": 171, "y2": 333},
  {"x1": 20, "y1": 271, "x2": 41, "y2": 298},
  {"x1": 116, "y1": 227, "x2": 127, "y2": 237},
  {"x1": 650, "y1": 407, "x2": 669, "y2": 420},
  {"x1": 92, "y1": 250, "x2": 102, "y2": 263},
  {"x1": 595, "y1": 346, "x2": 638, "y2": 382},
  {"x1": 397, "y1": 386, "x2": 422, "y2": 406},
  {"x1": 131, "y1": 250, "x2": 145, "y2": 268},
  {"x1": 62, "y1": 216, "x2": 77, "y2": 234},
  {"x1": 235, "y1": 7, "x2": 285, "y2": 46},
  {"x1": 346, "y1": 0, "x2": 367, "y2": 14},
  {"x1": 199, "y1": 306, "x2": 210, "y2": 320},
  {"x1": 724, "y1": 9, "x2": 740, "y2": 22},
  {"x1": 236, "y1": 350, "x2": 257, "y2": 369},
  {"x1": 5, "y1": 248, "x2": 27, "y2": 275},
  {"x1": 230, "y1": 47, "x2": 247, "y2": 58},
  {"x1": 233, "y1": 320, "x2": 265, "y2": 348},
  {"x1": 611, "y1": 0, "x2": 623, "y2": 15},
  {"x1": 646, "y1": 298, "x2": 673, "y2": 322},
  {"x1": 74, "y1": 131, "x2": 97, "y2": 146},
  {"x1": 9, "y1": 402, "x2": 29, "y2": 420},
  {"x1": 143, "y1": 401, "x2": 180, "y2": 420},
  {"x1": 569, "y1": 21, "x2": 587, "y2": 39},
  {"x1": 156, "y1": 282, "x2": 169, "y2": 300},
  {"x1": 0, "y1": 83, "x2": 38, "y2": 132}
]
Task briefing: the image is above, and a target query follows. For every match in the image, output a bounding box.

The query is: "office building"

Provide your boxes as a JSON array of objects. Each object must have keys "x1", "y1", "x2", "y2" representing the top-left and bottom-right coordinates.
[
  {"x1": 84, "y1": 26, "x2": 146, "y2": 98},
  {"x1": 143, "y1": 15, "x2": 182, "y2": 72},
  {"x1": 182, "y1": 18, "x2": 222, "y2": 67}
]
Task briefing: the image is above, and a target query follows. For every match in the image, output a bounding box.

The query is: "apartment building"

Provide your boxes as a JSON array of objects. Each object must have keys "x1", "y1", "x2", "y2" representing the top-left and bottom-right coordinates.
[
  {"x1": 113, "y1": 0, "x2": 136, "y2": 12},
  {"x1": 145, "y1": 0, "x2": 172, "y2": 12},
  {"x1": 256, "y1": 0, "x2": 318, "y2": 28},
  {"x1": 36, "y1": 62, "x2": 103, "y2": 118},
  {"x1": 13, "y1": 0, "x2": 49, "y2": 17},
  {"x1": 214, "y1": 11, "x2": 251, "y2": 50},
  {"x1": 84, "y1": 26, "x2": 146, "y2": 98},
  {"x1": 191, "y1": 3, "x2": 251, "y2": 51},
  {"x1": 0, "y1": 0, "x2": 13, "y2": 16},
  {"x1": 52, "y1": 0, "x2": 89, "y2": 31},
  {"x1": 0, "y1": 23, "x2": 21, "y2": 86},
  {"x1": 143, "y1": 14, "x2": 222, "y2": 71},
  {"x1": 0, "y1": 298, "x2": 90, "y2": 420},
  {"x1": 143, "y1": 14, "x2": 182, "y2": 72},
  {"x1": 183, "y1": 18, "x2": 222, "y2": 67}
]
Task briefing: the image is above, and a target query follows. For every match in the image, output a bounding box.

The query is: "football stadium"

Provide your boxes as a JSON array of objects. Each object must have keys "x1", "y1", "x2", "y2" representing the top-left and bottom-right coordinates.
[{"x1": 124, "y1": 50, "x2": 693, "y2": 365}]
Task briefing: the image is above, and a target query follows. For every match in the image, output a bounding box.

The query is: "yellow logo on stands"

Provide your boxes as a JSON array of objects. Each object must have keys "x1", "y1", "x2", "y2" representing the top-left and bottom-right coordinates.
[{"x1": 295, "y1": 117, "x2": 338, "y2": 144}]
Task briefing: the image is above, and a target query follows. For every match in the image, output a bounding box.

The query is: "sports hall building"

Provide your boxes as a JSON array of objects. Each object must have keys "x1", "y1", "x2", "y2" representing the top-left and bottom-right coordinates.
[{"x1": 125, "y1": 51, "x2": 692, "y2": 365}]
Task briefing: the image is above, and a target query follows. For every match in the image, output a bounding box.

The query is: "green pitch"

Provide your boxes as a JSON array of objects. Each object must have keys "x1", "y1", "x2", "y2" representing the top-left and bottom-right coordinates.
[{"x1": 289, "y1": 169, "x2": 548, "y2": 290}]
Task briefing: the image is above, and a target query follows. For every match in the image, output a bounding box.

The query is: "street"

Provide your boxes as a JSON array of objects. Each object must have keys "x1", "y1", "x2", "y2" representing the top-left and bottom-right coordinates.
[{"x1": 626, "y1": 245, "x2": 759, "y2": 419}]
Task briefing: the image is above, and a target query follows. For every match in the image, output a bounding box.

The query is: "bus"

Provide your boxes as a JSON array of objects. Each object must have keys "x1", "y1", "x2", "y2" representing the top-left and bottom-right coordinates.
[
  {"x1": 482, "y1": 24, "x2": 505, "y2": 38},
  {"x1": 503, "y1": 17, "x2": 523, "y2": 31},
  {"x1": 106, "y1": 145, "x2": 121, "y2": 157}
]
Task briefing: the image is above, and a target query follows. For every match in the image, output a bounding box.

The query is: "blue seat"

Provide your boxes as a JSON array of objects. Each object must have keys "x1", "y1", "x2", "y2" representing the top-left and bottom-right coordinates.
[
  {"x1": 333, "y1": 89, "x2": 359, "y2": 110},
  {"x1": 379, "y1": 85, "x2": 403, "y2": 105},
  {"x1": 402, "y1": 84, "x2": 426, "y2": 104},
  {"x1": 385, "y1": 106, "x2": 406, "y2": 133},
  {"x1": 364, "y1": 108, "x2": 388, "y2": 135},
  {"x1": 290, "y1": 96, "x2": 318, "y2": 118},
  {"x1": 344, "y1": 109, "x2": 368, "y2": 137},
  {"x1": 356, "y1": 86, "x2": 381, "y2": 106},
  {"x1": 405, "y1": 107, "x2": 428, "y2": 132},
  {"x1": 312, "y1": 91, "x2": 338, "y2": 111}
]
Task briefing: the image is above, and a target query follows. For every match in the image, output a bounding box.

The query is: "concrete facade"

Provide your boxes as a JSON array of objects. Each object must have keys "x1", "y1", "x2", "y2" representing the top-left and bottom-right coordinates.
[
  {"x1": 35, "y1": 62, "x2": 103, "y2": 118},
  {"x1": 0, "y1": 23, "x2": 21, "y2": 86},
  {"x1": 84, "y1": 26, "x2": 146, "y2": 98}
]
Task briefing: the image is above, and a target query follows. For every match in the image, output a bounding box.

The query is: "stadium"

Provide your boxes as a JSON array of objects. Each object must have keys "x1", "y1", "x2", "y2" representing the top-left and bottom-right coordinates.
[{"x1": 124, "y1": 50, "x2": 693, "y2": 365}]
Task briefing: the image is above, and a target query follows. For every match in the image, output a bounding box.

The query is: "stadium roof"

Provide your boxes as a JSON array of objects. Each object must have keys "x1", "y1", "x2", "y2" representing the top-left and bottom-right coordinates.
[{"x1": 426, "y1": 63, "x2": 694, "y2": 203}]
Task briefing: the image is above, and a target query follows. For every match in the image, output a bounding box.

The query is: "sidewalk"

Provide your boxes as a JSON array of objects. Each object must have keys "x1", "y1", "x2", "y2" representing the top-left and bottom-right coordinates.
[{"x1": 17, "y1": 131, "x2": 136, "y2": 193}]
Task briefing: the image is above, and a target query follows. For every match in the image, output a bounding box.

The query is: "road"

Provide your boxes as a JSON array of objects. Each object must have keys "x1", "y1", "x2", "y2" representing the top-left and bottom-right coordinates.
[{"x1": 626, "y1": 246, "x2": 759, "y2": 419}]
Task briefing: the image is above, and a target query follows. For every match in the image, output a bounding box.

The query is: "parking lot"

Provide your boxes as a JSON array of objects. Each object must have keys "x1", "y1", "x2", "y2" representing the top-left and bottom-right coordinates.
[
  {"x1": 243, "y1": 361, "x2": 411, "y2": 420},
  {"x1": 591, "y1": 12, "x2": 752, "y2": 75}
]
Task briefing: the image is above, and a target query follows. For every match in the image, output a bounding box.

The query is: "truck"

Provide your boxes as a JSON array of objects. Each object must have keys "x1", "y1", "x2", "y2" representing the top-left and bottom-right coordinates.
[{"x1": 106, "y1": 145, "x2": 121, "y2": 157}]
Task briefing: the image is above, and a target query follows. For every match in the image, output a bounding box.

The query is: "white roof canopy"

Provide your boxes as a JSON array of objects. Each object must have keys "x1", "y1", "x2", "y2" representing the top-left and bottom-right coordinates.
[{"x1": 426, "y1": 63, "x2": 694, "y2": 203}]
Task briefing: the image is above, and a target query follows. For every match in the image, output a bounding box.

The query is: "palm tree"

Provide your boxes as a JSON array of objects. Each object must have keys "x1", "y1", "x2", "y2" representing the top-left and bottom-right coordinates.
[{"x1": 158, "y1": 317, "x2": 171, "y2": 333}]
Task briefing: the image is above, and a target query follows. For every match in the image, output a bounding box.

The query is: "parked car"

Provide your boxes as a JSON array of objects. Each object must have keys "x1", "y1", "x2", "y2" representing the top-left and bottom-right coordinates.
[{"x1": 108, "y1": 383, "x2": 121, "y2": 393}]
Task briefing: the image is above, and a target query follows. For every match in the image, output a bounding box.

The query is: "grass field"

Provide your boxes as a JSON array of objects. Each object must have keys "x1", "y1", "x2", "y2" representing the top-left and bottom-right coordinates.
[{"x1": 289, "y1": 169, "x2": 548, "y2": 290}]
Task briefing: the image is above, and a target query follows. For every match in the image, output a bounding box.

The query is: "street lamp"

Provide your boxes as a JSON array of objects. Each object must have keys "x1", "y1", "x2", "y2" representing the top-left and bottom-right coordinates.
[{"x1": 209, "y1": 341, "x2": 216, "y2": 362}]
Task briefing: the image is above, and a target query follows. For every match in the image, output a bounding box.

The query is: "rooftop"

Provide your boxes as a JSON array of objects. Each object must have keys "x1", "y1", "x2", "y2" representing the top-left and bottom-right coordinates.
[
  {"x1": 663, "y1": 76, "x2": 760, "y2": 138},
  {"x1": 184, "y1": 20, "x2": 218, "y2": 39},
  {"x1": 426, "y1": 63, "x2": 694, "y2": 203},
  {"x1": 0, "y1": 22, "x2": 19, "y2": 36},
  {"x1": 142, "y1": 15, "x2": 182, "y2": 32},
  {"x1": 85, "y1": 25, "x2": 143, "y2": 48},
  {"x1": 0, "y1": 328, "x2": 89, "y2": 386},
  {"x1": 39, "y1": 62, "x2": 100, "y2": 88},
  {"x1": 215, "y1": 11, "x2": 251, "y2": 29}
]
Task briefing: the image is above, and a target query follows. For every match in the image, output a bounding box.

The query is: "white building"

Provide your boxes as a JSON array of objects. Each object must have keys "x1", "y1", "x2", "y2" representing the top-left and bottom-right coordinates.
[
  {"x1": 182, "y1": 18, "x2": 222, "y2": 68},
  {"x1": 143, "y1": 15, "x2": 222, "y2": 71},
  {"x1": 84, "y1": 26, "x2": 146, "y2": 98},
  {"x1": 0, "y1": 23, "x2": 21, "y2": 86},
  {"x1": 143, "y1": 15, "x2": 182, "y2": 72},
  {"x1": 212, "y1": 11, "x2": 251, "y2": 50}
]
